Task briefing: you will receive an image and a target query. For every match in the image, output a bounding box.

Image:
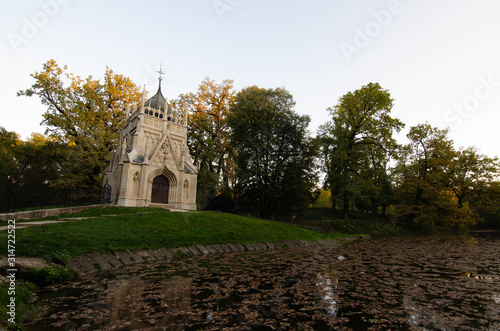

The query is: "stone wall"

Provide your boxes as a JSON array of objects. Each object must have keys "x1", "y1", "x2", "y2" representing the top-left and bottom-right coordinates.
[{"x1": 0, "y1": 204, "x2": 106, "y2": 222}]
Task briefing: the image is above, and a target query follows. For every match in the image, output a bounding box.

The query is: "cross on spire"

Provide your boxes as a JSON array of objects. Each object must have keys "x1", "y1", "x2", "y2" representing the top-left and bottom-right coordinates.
[{"x1": 156, "y1": 63, "x2": 165, "y2": 87}]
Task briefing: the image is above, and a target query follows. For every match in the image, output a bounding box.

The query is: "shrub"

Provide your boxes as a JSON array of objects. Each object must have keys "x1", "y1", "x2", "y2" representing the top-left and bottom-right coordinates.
[
  {"x1": 50, "y1": 249, "x2": 72, "y2": 264},
  {"x1": 31, "y1": 265, "x2": 75, "y2": 286}
]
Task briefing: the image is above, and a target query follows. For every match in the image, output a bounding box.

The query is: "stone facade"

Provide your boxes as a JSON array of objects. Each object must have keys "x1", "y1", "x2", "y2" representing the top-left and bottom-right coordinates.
[{"x1": 102, "y1": 83, "x2": 197, "y2": 210}]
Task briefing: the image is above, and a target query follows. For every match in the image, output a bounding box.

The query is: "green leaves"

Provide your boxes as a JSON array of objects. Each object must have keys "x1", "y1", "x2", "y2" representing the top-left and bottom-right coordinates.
[
  {"x1": 393, "y1": 123, "x2": 500, "y2": 227},
  {"x1": 229, "y1": 86, "x2": 317, "y2": 218},
  {"x1": 0, "y1": 129, "x2": 65, "y2": 212},
  {"x1": 322, "y1": 82, "x2": 403, "y2": 219}
]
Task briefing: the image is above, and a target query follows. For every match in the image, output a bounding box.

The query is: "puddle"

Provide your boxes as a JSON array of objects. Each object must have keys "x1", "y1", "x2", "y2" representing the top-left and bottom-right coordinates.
[{"x1": 24, "y1": 233, "x2": 500, "y2": 330}]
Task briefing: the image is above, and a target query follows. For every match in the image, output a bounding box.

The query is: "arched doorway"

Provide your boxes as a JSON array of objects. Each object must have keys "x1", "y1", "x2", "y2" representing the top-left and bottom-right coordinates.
[{"x1": 151, "y1": 175, "x2": 169, "y2": 204}]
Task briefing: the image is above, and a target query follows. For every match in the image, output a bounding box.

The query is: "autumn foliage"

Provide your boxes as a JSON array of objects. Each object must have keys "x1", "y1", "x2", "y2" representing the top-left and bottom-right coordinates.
[{"x1": 7, "y1": 60, "x2": 500, "y2": 229}]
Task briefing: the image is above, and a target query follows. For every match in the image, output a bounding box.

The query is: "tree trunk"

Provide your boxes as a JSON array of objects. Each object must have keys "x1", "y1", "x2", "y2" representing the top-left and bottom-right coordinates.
[
  {"x1": 343, "y1": 191, "x2": 349, "y2": 220},
  {"x1": 371, "y1": 199, "x2": 378, "y2": 216}
]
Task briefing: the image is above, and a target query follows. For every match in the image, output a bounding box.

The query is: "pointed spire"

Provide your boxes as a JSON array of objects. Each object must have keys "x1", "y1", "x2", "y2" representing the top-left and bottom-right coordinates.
[
  {"x1": 156, "y1": 63, "x2": 165, "y2": 89},
  {"x1": 183, "y1": 101, "x2": 188, "y2": 127},
  {"x1": 144, "y1": 64, "x2": 168, "y2": 114},
  {"x1": 140, "y1": 85, "x2": 146, "y2": 109}
]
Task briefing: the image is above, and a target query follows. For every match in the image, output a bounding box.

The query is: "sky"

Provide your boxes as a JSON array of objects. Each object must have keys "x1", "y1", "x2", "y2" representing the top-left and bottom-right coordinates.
[{"x1": 1, "y1": 0, "x2": 499, "y2": 158}]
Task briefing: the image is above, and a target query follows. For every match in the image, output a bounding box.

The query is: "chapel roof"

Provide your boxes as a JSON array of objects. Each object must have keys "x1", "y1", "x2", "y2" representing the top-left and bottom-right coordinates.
[
  {"x1": 145, "y1": 84, "x2": 169, "y2": 113},
  {"x1": 145, "y1": 65, "x2": 170, "y2": 113}
]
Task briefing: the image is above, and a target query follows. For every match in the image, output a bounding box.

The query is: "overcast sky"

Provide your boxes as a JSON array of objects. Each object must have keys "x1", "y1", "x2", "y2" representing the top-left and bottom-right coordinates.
[{"x1": 1, "y1": 0, "x2": 499, "y2": 157}]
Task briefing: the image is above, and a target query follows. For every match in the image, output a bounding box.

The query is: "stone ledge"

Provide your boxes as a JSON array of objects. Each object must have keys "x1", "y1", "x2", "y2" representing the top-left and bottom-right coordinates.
[
  {"x1": 187, "y1": 246, "x2": 201, "y2": 255},
  {"x1": 0, "y1": 204, "x2": 106, "y2": 222},
  {"x1": 220, "y1": 244, "x2": 232, "y2": 253},
  {"x1": 234, "y1": 243, "x2": 246, "y2": 252},
  {"x1": 1, "y1": 237, "x2": 366, "y2": 278},
  {"x1": 196, "y1": 245, "x2": 210, "y2": 254},
  {"x1": 227, "y1": 243, "x2": 242, "y2": 253},
  {"x1": 204, "y1": 245, "x2": 219, "y2": 254},
  {"x1": 211, "y1": 244, "x2": 226, "y2": 254}
]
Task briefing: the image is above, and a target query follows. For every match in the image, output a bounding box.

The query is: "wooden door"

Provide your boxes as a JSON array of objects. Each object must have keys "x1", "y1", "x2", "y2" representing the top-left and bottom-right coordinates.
[{"x1": 151, "y1": 175, "x2": 169, "y2": 204}]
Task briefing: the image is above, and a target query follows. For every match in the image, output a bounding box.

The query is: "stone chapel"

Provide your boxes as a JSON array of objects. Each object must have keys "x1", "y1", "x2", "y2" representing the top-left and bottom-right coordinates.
[{"x1": 102, "y1": 74, "x2": 198, "y2": 210}]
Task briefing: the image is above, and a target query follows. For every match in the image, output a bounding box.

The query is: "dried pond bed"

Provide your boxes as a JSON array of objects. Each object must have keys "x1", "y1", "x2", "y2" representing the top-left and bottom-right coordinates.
[{"x1": 25, "y1": 234, "x2": 500, "y2": 330}]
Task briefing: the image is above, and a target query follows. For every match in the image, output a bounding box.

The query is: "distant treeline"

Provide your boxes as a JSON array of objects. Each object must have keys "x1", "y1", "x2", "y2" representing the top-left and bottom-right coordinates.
[{"x1": 2, "y1": 60, "x2": 499, "y2": 229}]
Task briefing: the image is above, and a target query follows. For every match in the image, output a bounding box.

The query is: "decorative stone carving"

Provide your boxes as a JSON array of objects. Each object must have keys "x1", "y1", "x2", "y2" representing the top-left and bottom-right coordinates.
[
  {"x1": 183, "y1": 180, "x2": 189, "y2": 201},
  {"x1": 171, "y1": 139, "x2": 181, "y2": 160},
  {"x1": 133, "y1": 171, "x2": 141, "y2": 181}
]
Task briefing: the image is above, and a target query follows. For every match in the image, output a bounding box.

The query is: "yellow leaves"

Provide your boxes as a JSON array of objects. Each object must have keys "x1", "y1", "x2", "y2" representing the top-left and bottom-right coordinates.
[
  {"x1": 27, "y1": 132, "x2": 47, "y2": 146},
  {"x1": 19, "y1": 59, "x2": 142, "y2": 182}
]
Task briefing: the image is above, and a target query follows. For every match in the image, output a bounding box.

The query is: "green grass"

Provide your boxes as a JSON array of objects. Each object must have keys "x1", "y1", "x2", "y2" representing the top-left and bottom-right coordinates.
[
  {"x1": 290, "y1": 207, "x2": 404, "y2": 237},
  {"x1": 0, "y1": 207, "x2": 348, "y2": 258}
]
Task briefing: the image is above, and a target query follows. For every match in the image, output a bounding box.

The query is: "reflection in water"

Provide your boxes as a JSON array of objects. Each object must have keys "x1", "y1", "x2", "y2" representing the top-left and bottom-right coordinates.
[
  {"x1": 107, "y1": 279, "x2": 144, "y2": 326},
  {"x1": 106, "y1": 277, "x2": 192, "y2": 329},
  {"x1": 404, "y1": 294, "x2": 451, "y2": 330},
  {"x1": 25, "y1": 233, "x2": 500, "y2": 330},
  {"x1": 316, "y1": 270, "x2": 338, "y2": 316}
]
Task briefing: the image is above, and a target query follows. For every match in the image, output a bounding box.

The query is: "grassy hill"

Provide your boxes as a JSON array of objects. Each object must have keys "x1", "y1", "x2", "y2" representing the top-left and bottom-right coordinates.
[
  {"x1": 286, "y1": 207, "x2": 403, "y2": 236},
  {"x1": 1, "y1": 207, "x2": 353, "y2": 258}
]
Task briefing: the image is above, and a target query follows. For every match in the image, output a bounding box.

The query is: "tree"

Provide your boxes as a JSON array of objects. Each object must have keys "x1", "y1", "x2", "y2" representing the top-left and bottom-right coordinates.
[
  {"x1": 175, "y1": 77, "x2": 236, "y2": 208},
  {"x1": 323, "y1": 82, "x2": 404, "y2": 219},
  {"x1": 228, "y1": 86, "x2": 317, "y2": 218},
  {"x1": 18, "y1": 60, "x2": 142, "y2": 200},
  {"x1": 355, "y1": 146, "x2": 394, "y2": 216},
  {"x1": 474, "y1": 181, "x2": 500, "y2": 228},
  {"x1": 393, "y1": 123, "x2": 499, "y2": 228},
  {"x1": 0, "y1": 128, "x2": 21, "y2": 211},
  {"x1": 447, "y1": 146, "x2": 499, "y2": 209},
  {"x1": 317, "y1": 122, "x2": 335, "y2": 188},
  {"x1": 0, "y1": 128, "x2": 65, "y2": 211},
  {"x1": 394, "y1": 123, "x2": 500, "y2": 228},
  {"x1": 310, "y1": 188, "x2": 333, "y2": 208},
  {"x1": 394, "y1": 124, "x2": 456, "y2": 226}
]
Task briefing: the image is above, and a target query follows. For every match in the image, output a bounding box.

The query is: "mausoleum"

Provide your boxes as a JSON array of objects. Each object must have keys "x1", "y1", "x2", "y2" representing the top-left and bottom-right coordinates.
[{"x1": 102, "y1": 73, "x2": 197, "y2": 210}]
